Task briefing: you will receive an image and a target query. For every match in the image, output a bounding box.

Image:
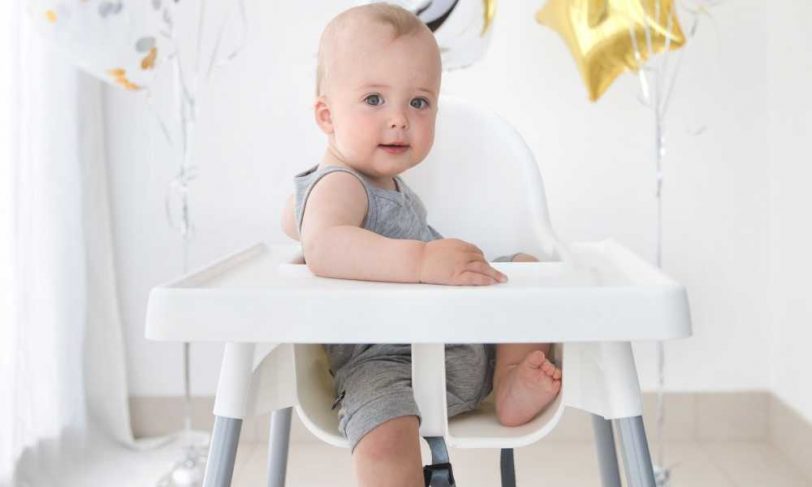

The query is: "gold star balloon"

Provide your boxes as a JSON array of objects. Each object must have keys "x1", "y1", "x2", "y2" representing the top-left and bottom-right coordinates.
[{"x1": 537, "y1": 0, "x2": 685, "y2": 101}]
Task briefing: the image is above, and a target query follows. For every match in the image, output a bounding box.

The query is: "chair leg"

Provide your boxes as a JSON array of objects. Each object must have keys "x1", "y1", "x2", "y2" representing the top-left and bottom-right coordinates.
[
  {"x1": 267, "y1": 407, "x2": 293, "y2": 487},
  {"x1": 591, "y1": 414, "x2": 622, "y2": 487},
  {"x1": 203, "y1": 416, "x2": 243, "y2": 487},
  {"x1": 613, "y1": 416, "x2": 656, "y2": 487}
]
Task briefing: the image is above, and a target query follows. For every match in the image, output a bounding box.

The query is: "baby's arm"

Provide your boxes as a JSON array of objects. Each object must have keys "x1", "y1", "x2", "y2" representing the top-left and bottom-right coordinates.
[
  {"x1": 301, "y1": 172, "x2": 422, "y2": 282},
  {"x1": 280, "y1": 194, "x2": 299, "y2": 240},
  {"x1": 300, "y1": 172, "x2": 506, "y2": 286}
]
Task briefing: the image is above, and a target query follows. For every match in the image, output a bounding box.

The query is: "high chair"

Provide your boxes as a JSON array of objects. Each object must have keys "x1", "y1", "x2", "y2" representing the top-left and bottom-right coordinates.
[{"x1": 146, "y1": 96, "x2": 691, "y2": 487}]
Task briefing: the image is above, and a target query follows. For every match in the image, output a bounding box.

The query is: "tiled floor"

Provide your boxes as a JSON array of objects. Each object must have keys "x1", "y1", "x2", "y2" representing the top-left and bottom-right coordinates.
[{"x1": 231, "y1": 440, "x2": 812, "y2": 486}]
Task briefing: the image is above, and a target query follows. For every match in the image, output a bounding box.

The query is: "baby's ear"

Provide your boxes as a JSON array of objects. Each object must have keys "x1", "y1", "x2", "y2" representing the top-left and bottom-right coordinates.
[{"x1": 314, "y1": 96, "x2": 334, "y2": 134}]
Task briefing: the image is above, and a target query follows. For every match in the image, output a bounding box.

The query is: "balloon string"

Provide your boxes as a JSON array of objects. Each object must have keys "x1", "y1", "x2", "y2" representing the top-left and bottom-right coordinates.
[
  {"x1": 656, "y1": 0, "x2": 673, "y2": 107},
  {"x1": 653, "y1": 3, "x2": 666, "y2": 479},
  {"x1": 660, "y1": 12, "x2": 701, "y2": 118},
  {"x1": 194, "y1": 0, "x2": 208, "y2": 89},
  {"x1": 642, "y1": 0, "x2": 654, "y2": 59},
  {"x1": 206, "y1": 0, "x2": 248, "y2": 78},
  {"x1": 654, "y1": 0, "x2": 661, "y2": 51},
  {"x1": 632, "y1": 4, "x2": 717, "y2": 485},
  {"x1": 628, "y1": 23, "x2": 651, "y2": 103},
  {"x1": 161, "y1": 0, "x2": 250, "y2": 251},
  {"x1": 144, "y1": 87, "x2": 174, "y2": 148}
]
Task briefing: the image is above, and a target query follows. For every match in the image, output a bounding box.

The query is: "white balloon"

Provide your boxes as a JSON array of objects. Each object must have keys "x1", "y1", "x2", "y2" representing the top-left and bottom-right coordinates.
[{"x1": 26, "y1": 0, "x2": 176, "y2": 90}]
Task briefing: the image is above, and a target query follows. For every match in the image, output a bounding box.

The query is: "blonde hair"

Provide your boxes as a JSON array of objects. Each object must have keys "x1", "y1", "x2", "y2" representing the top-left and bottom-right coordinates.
[{"x1": 316, "y1": 4, "x2": 428, "y2": 96}]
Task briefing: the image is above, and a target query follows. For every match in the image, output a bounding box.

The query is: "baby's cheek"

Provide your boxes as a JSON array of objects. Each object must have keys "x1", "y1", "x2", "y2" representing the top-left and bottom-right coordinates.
[
  {"x1": 352, "y1": 121, "x2": 379, "y2": 148},
  {"x1": 415, "y1": 128, "x2": 435, "y2": 158},
  {"x1": 338, "y1": 127, "x2": 370, "y2": 157}
]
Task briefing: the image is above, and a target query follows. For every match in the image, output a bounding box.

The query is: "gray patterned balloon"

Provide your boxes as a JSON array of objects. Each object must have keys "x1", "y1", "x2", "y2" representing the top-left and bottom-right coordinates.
[{"x1": 363, "y1": 0, "x2": 496, "y2": 70}]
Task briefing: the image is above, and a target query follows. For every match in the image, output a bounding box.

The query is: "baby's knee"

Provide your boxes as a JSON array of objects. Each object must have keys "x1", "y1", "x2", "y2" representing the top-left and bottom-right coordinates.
[
  {"x1": 493, "y1": 252, "x2": 539, "y2": 263},
  {"x1": 511, "y1": 252, "x2": 538, "y2": 262},
  {"x1": 353, "y1": 416, "x2": 421, "y2": 460}
]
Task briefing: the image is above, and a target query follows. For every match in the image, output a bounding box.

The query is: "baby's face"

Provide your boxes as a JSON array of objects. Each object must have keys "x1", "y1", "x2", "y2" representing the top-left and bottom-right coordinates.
[{"x1": 317, "y1": 23, "x2": 441, "y2": 182}]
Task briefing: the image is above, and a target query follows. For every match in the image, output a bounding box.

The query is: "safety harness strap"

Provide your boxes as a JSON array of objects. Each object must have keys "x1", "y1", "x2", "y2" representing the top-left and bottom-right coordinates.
[
  {"x1": 422, "y1": 436, "x2": 455, "y2": 487},
  {"x1": 500, "y1": 448, "x2": 516, "y2": 487}
]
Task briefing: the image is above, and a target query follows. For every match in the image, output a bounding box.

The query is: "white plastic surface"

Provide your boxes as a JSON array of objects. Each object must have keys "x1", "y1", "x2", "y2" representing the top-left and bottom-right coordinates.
[
  {"x1": 145, "y1": 241, "x2": 691, "y2": 344},
  {"x1": 212, "y1": 343, "x2": 256, "y2": 419},
  {"x1": 247, "y1": 338, "x2": 645, "y2": 449},
  {"x1": 147, "y1": 241, "x2": 689, "y2": 447},
  {"x1": 412, "y1": 344, "x2": 449, "y2": 437}
]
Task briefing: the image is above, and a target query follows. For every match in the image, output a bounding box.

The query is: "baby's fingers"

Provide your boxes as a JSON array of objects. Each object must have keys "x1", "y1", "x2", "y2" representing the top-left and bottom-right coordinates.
[
  {"x1": 466, "y1": 260, "x2": 508, "y2": 283},
  {"x1": 457, "y1": 271, "x2": 498, "y2": 286}
]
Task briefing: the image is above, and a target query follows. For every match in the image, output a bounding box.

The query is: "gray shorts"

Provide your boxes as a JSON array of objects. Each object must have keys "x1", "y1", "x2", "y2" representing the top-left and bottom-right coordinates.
[
  {"x1": 326, "y1": 254, "x2": 517, "y2": 450},
  {"x1": 328, "y1": 343, "x2": 496, "y2": 450}
]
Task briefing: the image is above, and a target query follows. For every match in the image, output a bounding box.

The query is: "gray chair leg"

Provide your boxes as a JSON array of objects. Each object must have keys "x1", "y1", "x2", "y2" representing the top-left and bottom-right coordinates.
[
  {"x1": 613, "y1": 416, "x2": 656, "y2": 487},
  {"x1": 591, "y1": 414, "x2": 622, "y2": 487},
  {"x1": 267, "y1": 407, "x2": 293, "y2": 487},
  {"x1": 203, "y1": 416, "x2": 243, "y2": 487}
]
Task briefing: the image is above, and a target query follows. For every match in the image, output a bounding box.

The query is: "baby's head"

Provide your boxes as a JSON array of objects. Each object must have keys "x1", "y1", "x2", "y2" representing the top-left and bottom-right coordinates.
[{"x1": 314, "y1": 4, "x2": 442, "y2": 183}]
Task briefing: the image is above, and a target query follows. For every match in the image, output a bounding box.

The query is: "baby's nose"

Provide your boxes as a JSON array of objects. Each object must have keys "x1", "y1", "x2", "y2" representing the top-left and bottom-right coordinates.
[{"x1": 389, "y1": 115, "x2": 408, "y2": 129}]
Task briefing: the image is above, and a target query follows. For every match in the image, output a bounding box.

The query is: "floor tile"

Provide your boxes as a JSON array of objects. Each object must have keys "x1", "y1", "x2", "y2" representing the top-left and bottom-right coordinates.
[
  {"x1": 649, "y1": 442, "x2": 734, "y2": 487},
  {"x1": 702, "y1": 441, "x2": 812, "y2": 487},
  {"x1": 235, "y1": 442, "x2": 356, "y2": 487},
  {"x1": 231, "y1": 440, "x2": 811, "y2": 487}
]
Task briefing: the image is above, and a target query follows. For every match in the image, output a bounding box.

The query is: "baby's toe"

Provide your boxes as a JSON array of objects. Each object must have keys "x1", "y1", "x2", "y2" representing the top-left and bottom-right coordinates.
[{"x1": 526, "y1": 350, "x2": 546, "y2": 369}]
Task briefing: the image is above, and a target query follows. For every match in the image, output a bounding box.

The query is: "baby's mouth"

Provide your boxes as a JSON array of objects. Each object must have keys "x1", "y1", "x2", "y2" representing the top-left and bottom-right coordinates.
[{"x1": 379, "y1": 143, "x2": 410, "y2": 154}]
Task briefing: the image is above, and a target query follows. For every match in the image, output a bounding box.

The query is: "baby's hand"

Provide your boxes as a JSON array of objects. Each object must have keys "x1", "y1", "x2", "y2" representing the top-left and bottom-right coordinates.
[{"x1": 418, "y1": 239, "x2": 508, "y2": 286}]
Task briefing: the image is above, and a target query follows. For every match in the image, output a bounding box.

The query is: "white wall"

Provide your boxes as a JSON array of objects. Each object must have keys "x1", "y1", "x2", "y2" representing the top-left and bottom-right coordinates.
[
  {"x1": 766, "y1": 2, "x2": 812, "y2": 424},
  {"x1": 105, "y1": 0, "x2": 773, "y2": 397}
]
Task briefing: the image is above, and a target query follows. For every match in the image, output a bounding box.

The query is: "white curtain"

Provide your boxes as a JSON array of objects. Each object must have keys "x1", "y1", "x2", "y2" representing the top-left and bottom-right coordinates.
[{"x1": 1, "y1": 3, "x2": 136, "y2": 484}]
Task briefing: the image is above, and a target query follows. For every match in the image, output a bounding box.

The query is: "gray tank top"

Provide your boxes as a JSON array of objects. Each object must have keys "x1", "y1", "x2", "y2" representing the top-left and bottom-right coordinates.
[
  {"x1": 294, "y1": 164, "x2": 443, "y2": 242},
  {"x1": 293, "y1": 164, "x2": 453, "y2": 374}
]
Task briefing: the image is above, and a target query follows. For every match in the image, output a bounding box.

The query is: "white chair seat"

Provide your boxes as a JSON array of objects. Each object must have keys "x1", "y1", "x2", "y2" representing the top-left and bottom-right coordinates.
[{"x1": 292, "y1": 343, "x2": 567, "y2": 449}]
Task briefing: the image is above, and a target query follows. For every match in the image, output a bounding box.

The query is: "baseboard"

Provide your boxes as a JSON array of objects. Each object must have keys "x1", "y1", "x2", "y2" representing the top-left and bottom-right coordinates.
[{"x1": 769, "y1": 395, "x2": 812, "y2": 482}]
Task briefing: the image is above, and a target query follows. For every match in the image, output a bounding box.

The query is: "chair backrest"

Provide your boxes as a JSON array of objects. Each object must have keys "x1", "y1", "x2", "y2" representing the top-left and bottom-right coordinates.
[{"x1": 402, "y1": 96, "x2": 560, "y2": 261}]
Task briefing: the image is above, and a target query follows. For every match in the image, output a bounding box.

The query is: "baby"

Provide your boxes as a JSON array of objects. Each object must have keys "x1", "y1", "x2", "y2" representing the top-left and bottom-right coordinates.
[{"x1": 281, "y1": 5, "x2": 562, "y2": 486}]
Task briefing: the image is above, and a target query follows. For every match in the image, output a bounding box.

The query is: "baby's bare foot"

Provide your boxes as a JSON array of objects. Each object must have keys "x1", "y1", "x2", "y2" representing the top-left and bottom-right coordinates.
[{"x1": 495, "y1": 350, "x2": 562, "y2": 427}]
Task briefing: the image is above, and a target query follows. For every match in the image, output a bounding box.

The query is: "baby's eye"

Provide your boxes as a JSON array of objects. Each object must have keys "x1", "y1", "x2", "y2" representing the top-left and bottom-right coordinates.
[
  {"x1": 410, "y1": 97, "x2": 430, "y2": 109},
  {"x1": 364, "y1": 94, "x2": 383, "y2": 106}
]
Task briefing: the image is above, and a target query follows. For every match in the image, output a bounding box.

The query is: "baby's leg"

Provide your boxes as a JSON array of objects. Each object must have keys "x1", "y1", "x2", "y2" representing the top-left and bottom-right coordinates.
[
  {"x1": 493, "y1": 253, "x2": 562, "y2": 426},
  {"x1": 353, "y1": 416, "x2": 424, "y2": 487},
  {"x1": 334, "y1": 348, "x2": 426, "y2": 487}
]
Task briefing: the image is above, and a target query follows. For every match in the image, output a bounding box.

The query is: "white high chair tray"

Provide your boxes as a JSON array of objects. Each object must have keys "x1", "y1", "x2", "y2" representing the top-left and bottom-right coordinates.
[{"x1": 145, "y1": 241, "x2": 690, "y2": 344}]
